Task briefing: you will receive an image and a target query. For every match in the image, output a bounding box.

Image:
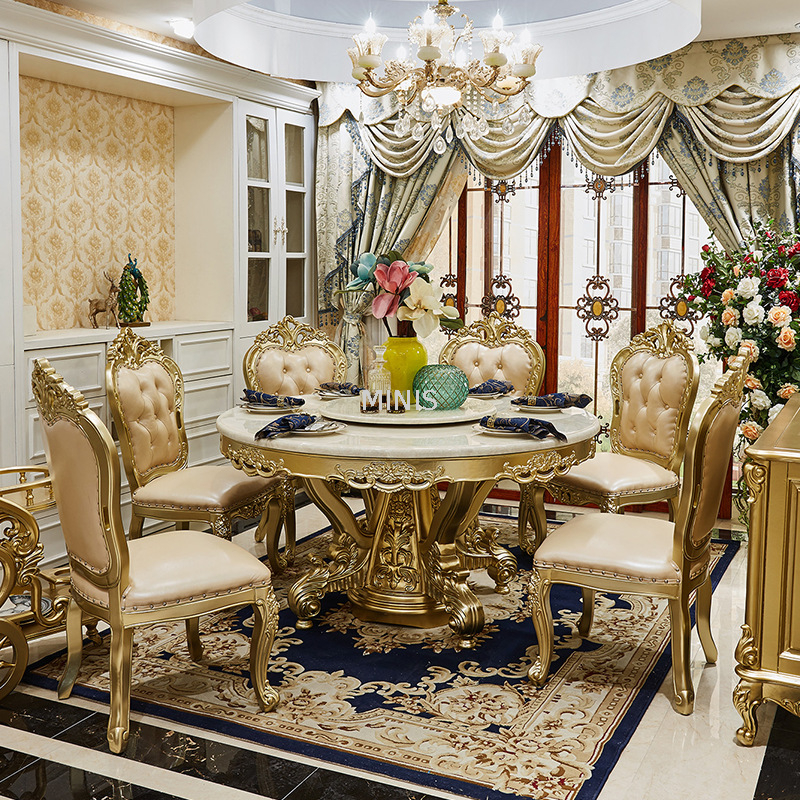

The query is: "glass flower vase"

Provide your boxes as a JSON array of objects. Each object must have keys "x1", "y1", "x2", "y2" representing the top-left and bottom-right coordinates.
[{"x1": 383, "y1": 335, "x2": 427, "y2": 393}]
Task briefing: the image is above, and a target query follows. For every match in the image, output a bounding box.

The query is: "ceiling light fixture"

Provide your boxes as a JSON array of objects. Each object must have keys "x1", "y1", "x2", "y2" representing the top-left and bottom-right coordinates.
[
  {"x1": 169, "y1": 18, "x2": 196, "y2": 40},
  {"x1": 348, "y1": 0, "x2": 541, "y2": 148}
]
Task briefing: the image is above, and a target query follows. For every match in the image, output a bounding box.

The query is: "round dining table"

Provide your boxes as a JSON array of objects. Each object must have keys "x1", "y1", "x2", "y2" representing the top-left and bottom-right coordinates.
[{"x1": 217, "y1": 396, "x2": 600, "y2": 647}]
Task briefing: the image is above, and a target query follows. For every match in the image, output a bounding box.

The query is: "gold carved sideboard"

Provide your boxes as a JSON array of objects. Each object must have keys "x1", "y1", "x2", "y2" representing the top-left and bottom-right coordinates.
[{"x1": 734, "y1": 392, "x2": 800, "y2": 744}]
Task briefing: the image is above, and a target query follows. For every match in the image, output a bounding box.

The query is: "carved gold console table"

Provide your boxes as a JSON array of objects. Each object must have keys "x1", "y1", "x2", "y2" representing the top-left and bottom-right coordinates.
[
  {"x1": 217, "y1": 398, "x2": 598, "y2": 647},
  {"x1": 735, "y1": 393, "x2": 800, "y2": 744}
]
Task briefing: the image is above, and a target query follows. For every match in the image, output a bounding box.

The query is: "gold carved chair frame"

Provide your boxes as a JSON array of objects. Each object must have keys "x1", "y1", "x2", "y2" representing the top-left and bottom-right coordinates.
[
  {"x1": 107, "y1": 327, "x2": 293, "y2": 568},
  {"x1": 32, "y1": 359, "x2": 280, "y2": 753},
  {"x1": 243, "y1": 315, "x2": 347, "y2": 393},
  {"x1": 527, "y1": 350, "x2": 750, "y2": 715},
  {"x1": 438, "y1": 311, "x2": 545, "y2": 397},
  {"x1": 519, "y1": 321, "x2": 699, "y2": 552}
]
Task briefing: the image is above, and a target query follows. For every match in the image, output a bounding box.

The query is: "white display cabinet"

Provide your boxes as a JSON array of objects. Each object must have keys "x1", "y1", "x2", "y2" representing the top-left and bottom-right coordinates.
[{"x1": 0, "y1": 0, "x2": 318, "y2": 565}]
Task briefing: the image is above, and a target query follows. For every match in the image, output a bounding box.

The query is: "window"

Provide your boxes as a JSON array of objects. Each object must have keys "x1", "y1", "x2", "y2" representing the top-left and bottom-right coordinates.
[{"x1": 657, "y1": 204, "x2": 682, "y2": 237}]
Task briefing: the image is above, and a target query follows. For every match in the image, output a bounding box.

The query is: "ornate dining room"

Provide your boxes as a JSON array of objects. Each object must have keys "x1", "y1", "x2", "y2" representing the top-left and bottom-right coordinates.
[{"x1": 1, "y1": 1, "x2": 800, "y2": 799}]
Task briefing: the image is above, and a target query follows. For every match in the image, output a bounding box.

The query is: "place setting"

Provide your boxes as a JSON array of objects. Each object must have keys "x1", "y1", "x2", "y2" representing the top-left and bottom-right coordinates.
[
  {"x1": 254, "y1": 412, "x2": 345, "y2": 439},
  {"x1": 510, "y1": 392, "x2": 592, "y2": 414},
  {"x1": 313, "y1": 381, "x2": 364, "y2": 400},
  {"x1": 239, "y1": 388, "x2": 306, "y2": 414},
  {"x1": 473, "y1": 413, "x2": 568, "y2": 441},
  {"x1": 467, "y1": 378, "x2": 515, "y2": 399}
]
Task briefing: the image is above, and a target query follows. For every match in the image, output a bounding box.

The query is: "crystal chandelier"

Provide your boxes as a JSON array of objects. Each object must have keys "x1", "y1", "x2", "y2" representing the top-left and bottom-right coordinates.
[{"x1": 348, "y1": 0, "x2": 542, "y2": 148}]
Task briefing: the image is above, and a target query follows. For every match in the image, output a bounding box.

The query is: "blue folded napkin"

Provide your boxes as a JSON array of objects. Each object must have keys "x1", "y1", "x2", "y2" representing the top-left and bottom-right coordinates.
[
  {"x1": 511, "y1": 392, "x2": 592, "y2": 409},
  {"x1": 318, "y1": 381, "x2": 363, "y2": 395},
  {"x1": 242, "y1": 388, "x2": 304, "y2": 408},
  {"x1": 468, "y1": 379, "x2": 515, "y2": 395},
  {"x1": 480, "y1": 415, "x2": 567, "y2": 442},
  {"x1": 255, "y1": 413, "x2": 316, "y2": 440}
]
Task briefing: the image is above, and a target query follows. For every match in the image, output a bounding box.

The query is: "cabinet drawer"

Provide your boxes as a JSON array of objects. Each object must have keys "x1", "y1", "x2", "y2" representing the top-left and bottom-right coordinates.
[
  {"x1": 175, "y1": 331, "x2": 233, "y2": 381},
  {"x1": 26, "y1": 343, "x2": 106, "y2": 403},
  {"x1": 183, "y1": 376, "x2": 233, "y2": 428},
  {"x1": 187, "y1": 424, "x2": 226, "y2": 466},
  {"x1": 26, "y1": 398, "x2": 106, "y2": 463}
]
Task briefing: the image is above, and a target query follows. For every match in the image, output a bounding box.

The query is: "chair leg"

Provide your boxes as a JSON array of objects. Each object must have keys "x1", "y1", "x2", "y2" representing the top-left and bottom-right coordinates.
[
  {"x1": 518, "y1": 483, "x2": 548, "y2": 555},
  {"x1": 57, "y1": 599, "x2": 84, "y2": 700},
  {"x1": 668, "y1": 592, "x2": 695, "y2": 715},
  {"x1": 176, "y1": 521, "x2": 190, "y2": 531},
  {"x1": 695, "y1": 576, "x2": 718, "y2": 664},
  {"x1": 527, "y1": 571, "x2": 554, "y2": 686},
  {"x1": 129, "y1": 514, "x2": 144, "y2": 540},
  {"x1": 577, "y1": 588, "x2": 595, "y2": 637},
  {"x1": 107, "y1": 625, "x2": 133, "y2": 753},
  {"x1": 250, "y1": 587, "x2": 280, "y2": 712},
  {"x1": 185, "y1": 617, "x2": 203, "y2": 662},
  {"x1": 667, "y1": 495, "x2": 679, "y2": 523}
]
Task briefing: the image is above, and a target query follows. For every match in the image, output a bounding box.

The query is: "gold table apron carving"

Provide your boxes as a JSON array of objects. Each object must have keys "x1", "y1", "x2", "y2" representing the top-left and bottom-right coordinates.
[{"x1": 217, "y1": 405, "x2": 599, "y2": 647}]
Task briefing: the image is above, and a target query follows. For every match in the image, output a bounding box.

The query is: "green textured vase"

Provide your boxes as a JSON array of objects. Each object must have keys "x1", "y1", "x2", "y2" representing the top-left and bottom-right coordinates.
[
  {"x1": 383, "y1": 336, "x2": 427, "y2": 393},
  {"x1": 412, "y1": 364, "x2": 469, "y2": 410}
]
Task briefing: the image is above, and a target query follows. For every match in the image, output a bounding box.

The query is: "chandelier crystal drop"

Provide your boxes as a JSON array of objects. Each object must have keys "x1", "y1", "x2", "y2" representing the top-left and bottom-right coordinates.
[{"x1": 348, "y1": 0, "x2": 542, "y2": 137}]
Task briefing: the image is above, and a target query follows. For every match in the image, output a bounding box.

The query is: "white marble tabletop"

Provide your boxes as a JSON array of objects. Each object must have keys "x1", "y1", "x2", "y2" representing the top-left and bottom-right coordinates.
[{"x1": 216, "y1": 395, "x2": 600, "y2": 462}]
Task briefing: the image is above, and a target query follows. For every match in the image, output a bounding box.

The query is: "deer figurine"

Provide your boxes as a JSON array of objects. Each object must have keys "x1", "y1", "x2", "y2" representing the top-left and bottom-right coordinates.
[{"x1": 88, "y1": 271, "x2": 120, "y2": 328}]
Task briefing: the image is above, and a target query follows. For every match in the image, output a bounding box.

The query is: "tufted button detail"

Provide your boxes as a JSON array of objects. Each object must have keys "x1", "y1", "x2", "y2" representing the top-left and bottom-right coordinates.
[
  {"x1": 306, "y1": 367, "x2": 311, "y2": 372},
  {"x1": 474, "y1": 361, "x2": 480, "y2": 366}
]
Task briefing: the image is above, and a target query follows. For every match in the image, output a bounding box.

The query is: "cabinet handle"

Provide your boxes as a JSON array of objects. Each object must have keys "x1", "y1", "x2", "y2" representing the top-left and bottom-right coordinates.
[{"x1": 273, "y1": 218, "x2": 287, "y2": 246}]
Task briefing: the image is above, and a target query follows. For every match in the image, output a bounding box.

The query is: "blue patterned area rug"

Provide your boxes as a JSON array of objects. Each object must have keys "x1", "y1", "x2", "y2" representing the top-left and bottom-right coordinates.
[{"x1": 25, "y1": 514, "x2": 738, "y2": 800}]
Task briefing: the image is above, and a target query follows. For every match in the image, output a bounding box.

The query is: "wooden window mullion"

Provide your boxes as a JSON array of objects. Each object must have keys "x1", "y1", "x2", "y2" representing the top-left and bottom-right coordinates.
[{"x1": 536, "y1": 141, "x2": 562, "y2": 394}]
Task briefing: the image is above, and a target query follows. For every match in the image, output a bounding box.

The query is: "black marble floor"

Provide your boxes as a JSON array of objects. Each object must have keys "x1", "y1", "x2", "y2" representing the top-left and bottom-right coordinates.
[
  {"x1": 754, "y1": 707, "x2": 800, "y2": 800},
  {"x1": 0, "y1": 692, "x2": 436, "y2": 800}
]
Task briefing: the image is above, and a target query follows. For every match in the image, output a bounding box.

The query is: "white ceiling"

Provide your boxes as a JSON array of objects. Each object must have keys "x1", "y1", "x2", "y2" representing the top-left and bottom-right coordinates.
[{"x1": 55, "y1": 0, "x2": 800, "y2": 53}]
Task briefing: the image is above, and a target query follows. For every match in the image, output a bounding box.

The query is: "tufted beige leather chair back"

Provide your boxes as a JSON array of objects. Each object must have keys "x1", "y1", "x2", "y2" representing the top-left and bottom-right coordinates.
[
  {"x1": 439, "y1": 312, "x2": 545, "y2": 396},
  {"x1": 609, "y1": 322, "x2": 699, "y2": 472},
  {"x1": 675, "y1": 349, "x2": 749, "y2": 557},
  {"x1": 107, "y1": 328, "x2": 189, "y2": 492},
  {"x1": 33, "y1": 359, "x2": 127, "y2": 597},
  {"x1": 243, "y1": 316, "x2": 346, "y2": 395}
]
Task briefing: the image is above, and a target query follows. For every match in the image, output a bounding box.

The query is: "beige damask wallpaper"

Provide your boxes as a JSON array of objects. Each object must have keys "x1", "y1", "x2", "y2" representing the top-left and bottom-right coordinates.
[{"x1": 20, "y1": 76, "x2": 176, "y2": 330}]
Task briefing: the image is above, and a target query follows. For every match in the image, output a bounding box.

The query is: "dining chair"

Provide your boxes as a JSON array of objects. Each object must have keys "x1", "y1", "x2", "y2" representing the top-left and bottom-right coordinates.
[
  {"x1": 106, "y1": 327, "x2": 294, "y2": 571},
  {"x1": 438, "y1": 312, "x2": 545, "y2": 590},
  {"x1": 527, "y1": 348, "x2": 750, "y2": 715},
  {"x1": 438, "y1": 311, "x2": 545, "y2": 397},
  {"x1": 32, "y1": 358, "x2": 280, "y2": 753},
  {"x1": 243, "y1": 315, "x2": 347, "y2": 396},
  {"x1": 519, "y1": 321, "x2": 699, "y2": 552}
]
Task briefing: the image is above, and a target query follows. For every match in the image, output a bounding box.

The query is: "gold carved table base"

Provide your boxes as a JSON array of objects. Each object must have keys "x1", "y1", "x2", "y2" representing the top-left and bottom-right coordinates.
[{"x1": 288, "y1": 478, "x2": 517, "y2": 647}]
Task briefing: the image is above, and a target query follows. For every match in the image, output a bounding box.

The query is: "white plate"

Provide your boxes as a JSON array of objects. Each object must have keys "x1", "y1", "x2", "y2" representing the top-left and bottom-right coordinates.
[
  {"x1": 511, "y1": 404, "x2": 563, "y2": 415},
  {"x1": 468, "y1": 391, "x2": 506, "y2": 399},
  {"x1": 241, "y1": 402, "x2": 305, "y2": 414},
  {"x1": 473, "y1": 423, "x2": 529, "y2": 435}
]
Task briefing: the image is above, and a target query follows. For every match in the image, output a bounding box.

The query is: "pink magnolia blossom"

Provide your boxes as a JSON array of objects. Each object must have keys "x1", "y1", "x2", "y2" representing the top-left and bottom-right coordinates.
[{"x1": 371, "y1": 260, "x2": 418, "y2": 319}]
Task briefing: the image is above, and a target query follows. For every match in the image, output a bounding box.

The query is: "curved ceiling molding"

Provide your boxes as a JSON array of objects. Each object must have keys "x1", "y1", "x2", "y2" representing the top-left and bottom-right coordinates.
[{"x1": 193, "y1": 0, "x2": 701, "y2": 82}]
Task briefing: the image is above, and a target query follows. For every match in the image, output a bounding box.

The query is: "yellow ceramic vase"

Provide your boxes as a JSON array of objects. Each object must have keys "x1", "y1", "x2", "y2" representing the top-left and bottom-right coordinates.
[{"x1": 383, "y1": 336, "x2": 427, "y2": 393}]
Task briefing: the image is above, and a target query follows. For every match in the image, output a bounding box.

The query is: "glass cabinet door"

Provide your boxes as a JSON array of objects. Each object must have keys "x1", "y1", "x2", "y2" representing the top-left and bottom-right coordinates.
[
  {"x1": 241, "y1": 103, "x2": 314, "y2": 329},
  {"x1": 245, "y1": 113, "x2": 274, "y2": 323}
]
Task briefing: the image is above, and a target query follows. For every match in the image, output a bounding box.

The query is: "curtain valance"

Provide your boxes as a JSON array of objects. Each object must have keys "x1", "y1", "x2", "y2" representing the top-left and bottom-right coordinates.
[{"x1": 318, "y1": 33, "x2": 800, "y2": 179}]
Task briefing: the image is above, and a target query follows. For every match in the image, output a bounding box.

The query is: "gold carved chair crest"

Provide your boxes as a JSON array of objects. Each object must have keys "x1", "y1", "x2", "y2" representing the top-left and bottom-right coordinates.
[
  {"x1": 439, "y1": 312, "x2": 545, "y2": 396},
  {"x1": 32, "y1": 358, "x2": 280, "y2": 753},
  {"x1": 243, "y1": 315, "x2": 346, "y2": 394},
  {"x1": 527, "y1": 348, "x2": 751, "y2": 715},
  {"x1": 107, "y1": 326, "x2": 294, "y2": 570},
  {"x1": 519, "y1": 321, "x2": 699, "y2": 552}
]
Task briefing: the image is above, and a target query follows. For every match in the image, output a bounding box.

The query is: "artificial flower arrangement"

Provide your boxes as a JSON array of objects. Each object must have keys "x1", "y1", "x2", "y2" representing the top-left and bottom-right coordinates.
[
  {"x1": 346, "y1": 251, "x2": 463, "y2": 337},
  {"x1": 684, "y1": 220, "x2": 800, "y2": 502}
]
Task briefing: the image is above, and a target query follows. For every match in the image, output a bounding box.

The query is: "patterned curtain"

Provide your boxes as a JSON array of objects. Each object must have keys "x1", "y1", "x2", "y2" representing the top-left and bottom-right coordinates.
[
  {"x1": 316, "y1": 106, "x2": 465, "y2": 382},
  {"x1": 659, "y1": 113, "x2": 800, "y2": 250},
  {"x1": 319, "y1": 33, "x2": 800, "y2": 179}
]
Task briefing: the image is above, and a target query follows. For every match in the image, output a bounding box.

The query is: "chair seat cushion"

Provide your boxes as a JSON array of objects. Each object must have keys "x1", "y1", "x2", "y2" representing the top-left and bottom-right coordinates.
[
  {"x1": 132, "y1": 464, "x2": 278, "y2": 511},
  {"x1": 553, "y1": 452, "x2": 679, "y2": 496},
  {"x1": 72, "y1": 530, "x2": 271, "y2": 610},
  {"x1": 533, "y1": 513, "x2": 681, "y2": 584}
]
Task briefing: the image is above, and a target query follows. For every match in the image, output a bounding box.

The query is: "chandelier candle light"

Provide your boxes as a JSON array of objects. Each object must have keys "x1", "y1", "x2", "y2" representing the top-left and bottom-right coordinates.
[{"x1": 348, "y1": 0, "x2": 542, "y2": 147}]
